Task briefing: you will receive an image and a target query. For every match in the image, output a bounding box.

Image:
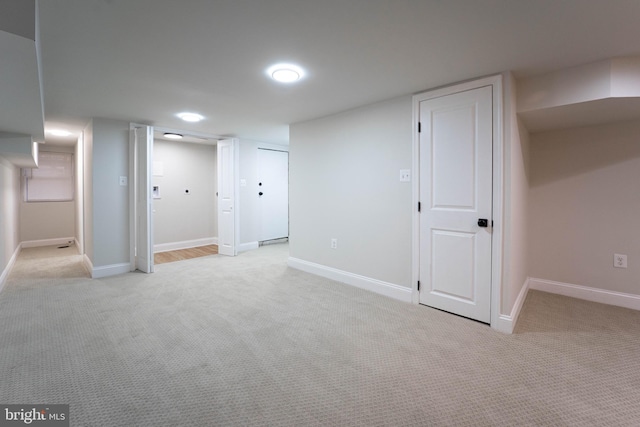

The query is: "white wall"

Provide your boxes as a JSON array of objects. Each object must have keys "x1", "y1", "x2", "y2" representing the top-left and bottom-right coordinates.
[
  {"x1": 75, "y1": 133, "x2": 84, "y2": 254},
  {"x1": 289, "y1": 95, "x2": 413, "y2": 288},
  {"x1": 0, "y1": 158, "x2": 20, "y2": 285},
  {"x1": 529, "y1": 120, "x2": 640, "y2": 295},
  {"x1": 238, "y1": 139, "x2": 288, "y2": 248},
  {"x1": 152, "y1": 140, "x2": 216, "y2": 249},
  {"x1": 83, "y1": 120, "x2": 94, "y2": 262},
  {"x1": 501, "y1": 73, "x2": 531, "y2": 316},
  {"x1": 19, "y1": 145, "x2": 75, "y2": 243}
]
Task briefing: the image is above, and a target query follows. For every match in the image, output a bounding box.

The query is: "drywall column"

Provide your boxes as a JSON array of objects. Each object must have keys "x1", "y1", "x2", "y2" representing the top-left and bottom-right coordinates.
[
  {"x1": 500, "y1": 73, "x2": 531, "y2": 321},
  {"x1": 84, "y1": 118, "x2": 131, "y2": 277},
  {"x1": 0, "y1": 158, "x2": 20, "y2": 286}
]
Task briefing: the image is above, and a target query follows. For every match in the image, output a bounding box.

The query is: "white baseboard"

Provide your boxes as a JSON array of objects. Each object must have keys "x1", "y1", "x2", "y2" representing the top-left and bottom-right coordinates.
[
  {"x1": 0, "y1": 244, "x2": 21, "y2": 294},
  {"x1": 154, "y1": 237, "x2": 217, "y2": 253},
  {"x1": 288, "y1": 257, "x2": 412, "y2": 303},
  {"x1": 91, "y1": 262, "x2": 131, "y2": 279},
  {"x1": 83, "y1": 254, "x2": 93, "y2": 277},
  {"x1": 21, "y1": 237, "x2": 75, "y2": 249},
  {"x1": 238, "y1": 241, "x2": 259, "y2": 253},
  {"x1": 494, "y1": 278, "x2": 530, "y2": 334},
  {"x1": 529, "y1": 277, "x2": 640, "y2": 311}
]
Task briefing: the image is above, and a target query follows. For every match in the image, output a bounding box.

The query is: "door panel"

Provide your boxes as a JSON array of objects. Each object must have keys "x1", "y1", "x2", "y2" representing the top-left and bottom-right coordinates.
[
  {"x1": 419, "y1": 85, "x2": 492, "y2": 323},
  {"x1": 432, "y1": 105, "x2": 476, "y2": 210},
  {"x1": 217, "y1": 139, "x2": 236, "y2": 256},
  {"x1": 257, "y1": 149, "x2": 288, "y2": 242}
]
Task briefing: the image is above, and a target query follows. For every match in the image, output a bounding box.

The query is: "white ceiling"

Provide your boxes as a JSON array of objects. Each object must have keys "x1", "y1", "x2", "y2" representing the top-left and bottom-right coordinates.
[{"x1": 37, "y1": 0, "x2": 640, "y2": 146}]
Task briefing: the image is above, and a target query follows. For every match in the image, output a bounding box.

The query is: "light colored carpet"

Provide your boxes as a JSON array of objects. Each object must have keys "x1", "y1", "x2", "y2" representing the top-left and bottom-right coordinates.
[{"x1": 1, "y1": 243, "x2": 639, "y2": 426}]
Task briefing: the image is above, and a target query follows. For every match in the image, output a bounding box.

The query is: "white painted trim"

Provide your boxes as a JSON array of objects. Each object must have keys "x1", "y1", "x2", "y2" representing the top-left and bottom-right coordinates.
[
  {"x1": 154, "y1": 237, "x2": 217, "y2": 253},
  {"x1": 529, "y1": 277, "x2": 640, "y2": 311},
  {"x1": 412, "y1": 74, "x2": 504, "y2": 328},
  {"x1": 91, "y1": 262, "x2": 131, "y2": 279},
  {"x1": 83, "y1": 254, "x2": 93, "y2": 277},
  {"x1": 21, "y1": 237, "x2": 75, "y2": 248},
  {"x1": 238, "y1": 241, "x2": 259, "y2": 253},
  {"x1": 288, "y1": 257, "x2": 412, "y2": 303},
  {"x1": 494, "y1": 278, "x2": 530, "y2": 334},
  {"x1": 0, "y1": 244, "x2": 21, "y2": 293}
]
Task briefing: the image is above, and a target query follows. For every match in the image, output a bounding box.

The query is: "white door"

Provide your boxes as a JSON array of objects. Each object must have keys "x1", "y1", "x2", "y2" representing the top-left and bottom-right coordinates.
[
  {"x1": 419, "y1": 85, "x2": 493, "y2": 323},
  {"x1": 132, "y1": 125, "x2": 154, "y2": 273},
  {"x1": 257, "y1": 149, "x2": 289, "y2": 242},
  {"x1": 217, "y1": 138, "x2": 237, "y2": 256}
]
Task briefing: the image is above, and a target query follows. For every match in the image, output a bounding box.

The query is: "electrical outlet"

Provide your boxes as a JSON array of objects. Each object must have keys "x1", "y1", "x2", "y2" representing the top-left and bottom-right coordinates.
[
  {"x1": 399, "y1": 169, "x2": 411, "y2": 182},
  {"x1": 614, "y1": 254, "x2": 627, "y2": 268},
  {"x1": 331, "y1": 238, "x2": 338, "y2": 249}
]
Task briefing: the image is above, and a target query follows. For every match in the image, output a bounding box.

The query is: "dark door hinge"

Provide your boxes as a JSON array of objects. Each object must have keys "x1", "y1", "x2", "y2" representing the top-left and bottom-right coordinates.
[
  {"x1": 418, "y1": 202, "x2": 421, "y2": 212},
  {"x1": 417, "y1": 281, "x2": 420, "y2": 291},
  {"x1": 418, "y1": 122, "x2": 421, "y2": 133}
]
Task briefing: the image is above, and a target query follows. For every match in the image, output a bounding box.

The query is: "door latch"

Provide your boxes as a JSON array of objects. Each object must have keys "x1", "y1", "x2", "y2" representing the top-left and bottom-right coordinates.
[{"x1": 477, "y1": 218, "x2": 488, "y2": 228}]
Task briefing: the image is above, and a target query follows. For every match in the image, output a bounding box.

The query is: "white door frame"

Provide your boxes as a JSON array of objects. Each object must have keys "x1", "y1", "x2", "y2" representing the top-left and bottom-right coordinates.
[
  {"x1": 129, "y1": 123, "x2": 154, "y2": 273},
  {"x1": 411, "y1": 74, "x2": 504, "y2": 330}
]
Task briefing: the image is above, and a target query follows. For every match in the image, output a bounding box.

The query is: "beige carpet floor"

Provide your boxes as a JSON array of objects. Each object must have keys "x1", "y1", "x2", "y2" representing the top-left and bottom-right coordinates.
[{"x1": 1, "y1": 243, "x2": 639, "y2": 426}]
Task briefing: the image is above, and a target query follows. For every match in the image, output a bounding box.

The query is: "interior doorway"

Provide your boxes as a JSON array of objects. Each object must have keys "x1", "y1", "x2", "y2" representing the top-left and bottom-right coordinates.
[
  {"x1": 257, "y1": 148, "x2": 289, "y2": 243},
  {"x1": 412, "y1": 75, "x2": 504, "y2": 328}
]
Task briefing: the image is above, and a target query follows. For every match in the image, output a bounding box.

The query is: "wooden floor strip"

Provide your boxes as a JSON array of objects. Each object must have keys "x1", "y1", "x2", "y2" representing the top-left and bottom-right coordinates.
[{"x1": 154, "y1": 245, "x2": 218, "y2": 265}]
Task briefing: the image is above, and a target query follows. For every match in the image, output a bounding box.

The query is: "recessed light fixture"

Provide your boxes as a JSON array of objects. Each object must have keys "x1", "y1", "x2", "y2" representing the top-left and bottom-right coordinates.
[
  {"x1": 48, "y1": 129, "x2": 72, "y2": 137},
  {"x1": 163, "y1": 133, "x2": 183, "y2": 140},
  {"x1": 177, "y1": 112, "x2": 204, "y2": 123},
  {"x1": 266, "y1": 63, "x2": 305, "y2": 83}
]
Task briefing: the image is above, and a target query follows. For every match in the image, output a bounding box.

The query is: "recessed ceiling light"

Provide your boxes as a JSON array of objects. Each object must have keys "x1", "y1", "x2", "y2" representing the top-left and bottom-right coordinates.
[
  {"x1": 177, "y1": 112, "x2": 204, "y2": 122},
  {"x1": 266, "y1": 63, "x2": 305, "y2": 83},
  {"x1": 48, "y1": 129, "x2": 72, "y2": 137},
  {"x1": 163, "y1": 133, "x2": 183, "y2": 140}
]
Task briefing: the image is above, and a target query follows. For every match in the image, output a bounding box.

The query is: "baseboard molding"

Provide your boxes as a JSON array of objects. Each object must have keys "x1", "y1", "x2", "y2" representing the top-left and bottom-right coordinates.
[
  {"x1": 91, "y1": 262, "x2": 131, "y2": 279},
  {"x1": 21, "y1": 237, "x2": 75, "y2": 249},
  {"x1": 83, "y1": 254, "x2": 93, "y2": 277},
  {"x1": 288, "y1": 257, "x2": 412, "y2": 303},
  {"x1": 154, "y1": 237, "x2": 217, "y2": 253},
  {"x1": 529, "y1": 277, "x2": 640, "y2": 311},
  {"x1": 494, "y1": 278, "x2": 530, "y2": 334},
  {"x1": 0, "y1": 244, "x2": 21, "y2": 294},
  {"x1": 238, "y1": 241, "x2": 259, "y2": 253}
]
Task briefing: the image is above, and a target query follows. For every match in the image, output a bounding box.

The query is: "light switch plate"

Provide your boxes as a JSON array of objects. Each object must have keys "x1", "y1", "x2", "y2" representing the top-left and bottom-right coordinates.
[
  {"x1": 400, "y1": 169, "x2": 411, "y2": 182},
  {"x1": 119, "y1": 176, "x2": 127, "y2": 186}
]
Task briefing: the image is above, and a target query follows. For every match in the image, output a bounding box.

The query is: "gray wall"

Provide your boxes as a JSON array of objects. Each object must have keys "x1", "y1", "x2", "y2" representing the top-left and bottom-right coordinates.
[
  {"x1": 86, "y1": 118, "x2": 130, "y2": 268},
  {"x1": 289, "y1": 95, "x2": 413, "y2": 287},
  {"x1": 152, "y1": 140, "x2": 216, "y2": 247},
  {"x1": 529, "y1": 120, "x2": 640, "y2": 294}
]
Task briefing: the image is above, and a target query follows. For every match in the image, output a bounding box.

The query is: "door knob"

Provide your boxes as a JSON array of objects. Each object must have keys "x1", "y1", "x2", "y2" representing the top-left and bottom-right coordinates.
[
  {"x1": 477, "y1": 218, "x2": 488, "y2": 227},
  {"x1": 259, "y1": 192, "x2": 264, "y2": 196}
]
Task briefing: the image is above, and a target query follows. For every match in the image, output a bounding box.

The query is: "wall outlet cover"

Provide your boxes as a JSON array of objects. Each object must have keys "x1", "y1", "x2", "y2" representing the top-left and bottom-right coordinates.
[{"x1": 614, "y1": 253, "x2": 627, "y2": 268}]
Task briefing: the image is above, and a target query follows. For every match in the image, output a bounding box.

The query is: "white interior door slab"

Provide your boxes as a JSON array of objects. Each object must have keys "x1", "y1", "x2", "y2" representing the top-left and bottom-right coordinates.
[
  {"x1": 258, "y1": 148, "x2": 289, "y2": 242},
  {"x1": 217, "y1": 138, "x2": 237, "y2": 256},
  {"x1": 419, "y1": 85, "x2": 493, "y2": 323}
]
